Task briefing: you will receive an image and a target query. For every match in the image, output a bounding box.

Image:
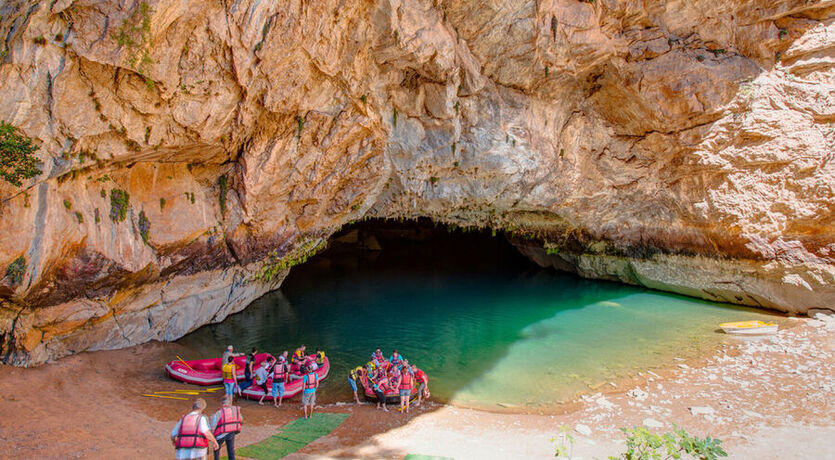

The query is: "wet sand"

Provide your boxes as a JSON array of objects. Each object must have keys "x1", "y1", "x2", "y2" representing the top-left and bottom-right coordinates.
[{"x1": 0, "y1": 315, "x2": 832, "y2": 459}]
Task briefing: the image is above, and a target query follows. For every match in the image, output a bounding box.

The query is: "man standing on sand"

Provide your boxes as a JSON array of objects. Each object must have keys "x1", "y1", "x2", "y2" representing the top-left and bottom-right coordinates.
[
  {"x1": 211, "y1": 395, "x2": 243, "y2": 460},
  {"x1": 222, "y1": 356, "x2": 238, "y2": 398},
  {"x1": 270, "y1": 355, "x2": 290, "y2": 407},
  {"x1": 171, "y1": 398, "x2": 219, "y2": 460},
  {"x1": 347, "y1": 366, "x2": 363, "y2": 404},
  {"x1": 301, "y1": 366, "x2": 319, "y2": 419}
]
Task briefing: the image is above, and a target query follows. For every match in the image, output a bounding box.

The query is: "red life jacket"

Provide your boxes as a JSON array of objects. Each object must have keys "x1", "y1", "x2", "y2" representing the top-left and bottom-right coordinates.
[
  {"x1": 399, "y1": 372, "x2": 412, "y2": 389},
  {"x1": 273, "y1": 363, "x2": 287, "y2": 382},
  {"x1": 415, "y1": 369, "x2": 427, "y2": 383},
  {"x1": 174, "y1": 413, "x2": 208, "y2": 449},
  {"x1": 304, "y1": 372, "x2": 318, "y2": 390},
  {"x1": 213, "y1": 406, "x2": 242, "y2": 437}
]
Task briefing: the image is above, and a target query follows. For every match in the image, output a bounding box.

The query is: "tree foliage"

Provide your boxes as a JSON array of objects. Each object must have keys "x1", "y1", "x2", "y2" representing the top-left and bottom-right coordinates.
[
  {"x1": 0, "y1": 122, "x2": 40, "y2": 187},
  {"x1": 610, "y1": 425, "x2": 727, "y2": 460}
]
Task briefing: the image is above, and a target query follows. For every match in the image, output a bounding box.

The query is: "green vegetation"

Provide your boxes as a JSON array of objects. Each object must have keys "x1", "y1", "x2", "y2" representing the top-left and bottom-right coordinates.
[
  {"x1": 74, "y1": 211, "x2": 84, "y2": 223},
  {"x1": 559, "y1": 148, "x2": 565, "y2": 157},
  {"x1": 608, "y1": 425, "x2": 726, "y2": 460},
  {"x1": 711, "y1": 48, "x2": 726, "y2": 57},
  {"x1": 218, "y1": 174, "x2": 228, "y2": 217},
  {"x1": 551, "y1": 16, "x2": 558, "y2": 40},
  {"x1": 55, "y1": 33, "x2": 63, "y2": 42},
  {"x1": 159, "y1": 197, "x2": 166, "y2": 210},
  {"x1": 144, "y1": 126, "x2": 151, "y2": 143},
  {"x1": 138, "y1": 210, "x2": 151, "y2": 244},
  {"x1": 94, "y1": 208, "x2": 101, "y2": 224},
  {"x1": 113, "y1": 1, "x2": 155, "y2": 90},
  {"x1": 778, "y1": 28, "x2": 788, "y2": 38},
  {"x1": 33, "y1": 35, "x2": 46, "y2": 45},
  {"x1": 236, "y1": 413, "x2": 348, "y2": 459},
  {"x1": 100, "y1": 189, "x2": 107, "y2": 198},
  {"x1": 545, "y1": 66, "x2": 549, "y2": 77},
  {"x1": 0, "y1": 121, "x2": 41, "y2": 187},
  {"x1": 550, "y1": 424, "x2": 574, "y2": 458},
  {"x1": 360, "y1": 94, "x2": 367, "y2": 104},
  {"x1": 429, "y1": 176, "x2": 439, "y2": 185},
  {"x1": 696, "y1": 55, "x2": 705, "y2": 62},
  {"x1": 296, "y1": 115, "x2": 304, "y2": 136},
  {"x1": 255, "y1": 239, "x2": 327, "y2": 283},
  {"x1": 109, "y1": 188, "x2": 130, "y2": 222},
  {"x1": 393, "y1": 107, "x2": 398, "y2": 128},
  {"x1": 5, "y1": 256, "x2": 25, "y2": 284},
  {"x1": 63, "y1": 199, "x2": 72, "y2": 210}
]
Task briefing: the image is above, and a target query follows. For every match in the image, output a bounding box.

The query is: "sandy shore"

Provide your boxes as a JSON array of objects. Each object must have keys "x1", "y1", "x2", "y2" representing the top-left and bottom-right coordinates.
[{"x1": 0, "y1": 315, "x2": 832, "y2": 459}]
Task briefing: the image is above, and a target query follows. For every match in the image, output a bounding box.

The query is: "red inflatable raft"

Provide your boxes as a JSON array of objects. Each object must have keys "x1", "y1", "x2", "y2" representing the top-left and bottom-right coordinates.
[
  {"x1": 360, "y1": 361, "x2": 418, "y2": 403},
  {"x1": 165, "y1": 353, "x2": 274, "y2": 385},
  {"x1": 241, "y1": 356, "x2": 330, "y2": 401}
]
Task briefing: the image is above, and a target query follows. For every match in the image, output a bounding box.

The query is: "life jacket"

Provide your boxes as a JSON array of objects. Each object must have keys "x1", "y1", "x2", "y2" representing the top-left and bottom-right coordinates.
[
  {"x1": 303, "y1": 372, "x2": 318, "y2": 390},
  {"x1": 399, "y1": 372, "x2": 413, "y2": 389},
  {"x1": 316, "y1": 351, "x2": 326, "y2": 365},
  {"x1": 174, "y1": 413, "x2": 208, "y2": 449},
  {"x1": 390, "y1": 354, "x2": 401, "y2": 365},
  {"x1": 222, "y1": 363, "x2": 236, "y2": 381},
  {"x1": 273, "y1": 363, "x2": 288, "y2": 382},
  {"x1": 349, "y1": 367, "x2": 361, "y2": 381},
  {"x1": 415, "y1": 369, "x2": 427, "y2": 383},
  {"x1": 212, "y1": 406, "x2": 242, "y2": 437},
  {"x1": 293, "y1": 349, "x2": 304, "y2": 361}
]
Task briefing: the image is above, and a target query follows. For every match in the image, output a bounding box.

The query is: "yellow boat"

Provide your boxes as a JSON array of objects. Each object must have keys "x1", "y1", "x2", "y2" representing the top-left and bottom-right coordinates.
[{"x1": 720, "y1": 320, "x2": 778, "y2": 335}]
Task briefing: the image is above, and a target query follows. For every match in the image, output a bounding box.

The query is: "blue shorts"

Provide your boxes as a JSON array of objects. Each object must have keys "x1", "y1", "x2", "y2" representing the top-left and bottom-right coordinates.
[
  {"x1": 224, "y1": 382, "x2": 235, "y2": 395},
  {"x1": 272, "y1": 382, "x2": 285, "y2": 398},
  {"x1": 348, "y1": 377, "x2": 357, "y2": 392},
  {"x1": 399, "y1": 389, "x2": 410, "y2": 397}
]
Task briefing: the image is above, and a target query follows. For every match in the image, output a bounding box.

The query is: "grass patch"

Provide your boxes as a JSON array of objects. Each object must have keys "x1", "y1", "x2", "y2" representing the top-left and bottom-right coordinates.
[
  {"x1": 5, "y1": 256, "x2": 25, "y2": 284},
  {"x1": 235, "y1": 413, "x2": 348, "y2": 460}
]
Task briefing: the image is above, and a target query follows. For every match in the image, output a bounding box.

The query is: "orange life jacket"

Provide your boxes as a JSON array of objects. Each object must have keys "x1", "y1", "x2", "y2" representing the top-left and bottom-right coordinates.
[
  {"x1": 399, "y1": 372, "x2": 412, "y2": 389},
  {"x1": 174, "y1": 413, "x2": 208, "y2": 449},
  {"x1": 213, "y1": 406, "x2": 242, "y2": 437},
  {"x1": 304, "y1": 372, "x2": 318, "y2": 390}
]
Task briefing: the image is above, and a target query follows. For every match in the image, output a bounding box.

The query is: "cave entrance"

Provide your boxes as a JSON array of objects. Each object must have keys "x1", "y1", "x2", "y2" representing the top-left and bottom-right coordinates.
[{"x1": 178, "y1": 218, "x2": 783, "y2": 412}]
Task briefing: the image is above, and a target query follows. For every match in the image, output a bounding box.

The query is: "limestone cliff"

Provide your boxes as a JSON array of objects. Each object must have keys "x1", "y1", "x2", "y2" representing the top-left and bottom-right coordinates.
[{"x1": 0, "y1": 0, "x2": 832, "y2": 365}]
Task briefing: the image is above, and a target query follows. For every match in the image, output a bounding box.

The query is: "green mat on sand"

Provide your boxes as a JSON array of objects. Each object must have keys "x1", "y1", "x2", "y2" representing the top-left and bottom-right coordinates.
[
  {"x1": 235, "y1": 413, "x2": 349, "y2": 459},
  {"x1": 403, "y1": 455, "x2": 454, "y2": 460}
]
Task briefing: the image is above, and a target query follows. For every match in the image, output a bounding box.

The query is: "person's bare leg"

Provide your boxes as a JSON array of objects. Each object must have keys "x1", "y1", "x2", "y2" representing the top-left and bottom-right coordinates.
[{"x1": 258, "y1": 393, "x2": 266, "y2": 405}]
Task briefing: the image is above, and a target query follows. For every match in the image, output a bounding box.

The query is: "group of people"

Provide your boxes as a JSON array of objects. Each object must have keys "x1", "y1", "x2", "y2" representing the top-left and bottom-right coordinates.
[
  {"x1": 172, "y1": 345, "x2": 429, "y2": 458},
  {"x1": 171, "y1": 396, "x2": 242, "y2": 460},
  {"x1": 347, "y1": 348, "x2": 430, "y2": 414},
  {"x1": 220, "y1": 344, "x2": 324, "y2": 418}
]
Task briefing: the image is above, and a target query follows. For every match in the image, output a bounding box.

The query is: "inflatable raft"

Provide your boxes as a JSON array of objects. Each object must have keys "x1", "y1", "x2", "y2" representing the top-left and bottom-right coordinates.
[
  {"x1": 166, "y1": 353, "x2": 274, "y2": 385},
  {"x1": 240, "y1": 356, "x2": 330, "y2": 401},
  {"x1": 360, "y1": 362, "x2": 418, "y2": 403}
]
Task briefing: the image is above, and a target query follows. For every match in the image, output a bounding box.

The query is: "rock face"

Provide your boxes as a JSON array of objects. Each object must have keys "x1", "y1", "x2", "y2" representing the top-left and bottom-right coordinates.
[{"x1": 0, "y1": 0, "x2": 832, "y2": 365}]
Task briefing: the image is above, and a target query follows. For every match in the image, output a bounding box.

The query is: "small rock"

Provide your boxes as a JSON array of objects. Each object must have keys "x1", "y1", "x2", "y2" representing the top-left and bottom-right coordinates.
[
  {"x1": 575, "y1": 424, "x2": 592, "y2": 436},
  {"x1": 689, "y1": 405, "x2": 715, "y2": 416},
  {"x1": 677, "y1": 364, "x2": 690, "y2": 369},
  {"x1": 643, "y1": 418, "x2": 664, "y2": 428}
]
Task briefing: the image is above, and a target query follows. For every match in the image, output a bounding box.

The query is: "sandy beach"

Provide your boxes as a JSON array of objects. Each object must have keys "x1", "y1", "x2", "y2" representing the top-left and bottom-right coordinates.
[{"x1": 0, "y1": 314, "x2": 832, "y2": 459}]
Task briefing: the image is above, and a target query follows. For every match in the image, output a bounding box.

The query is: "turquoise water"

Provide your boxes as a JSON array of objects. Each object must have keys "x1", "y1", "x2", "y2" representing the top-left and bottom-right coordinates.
[{"x1": 177, "y1": 224, "x2": 782, "y2": 412}]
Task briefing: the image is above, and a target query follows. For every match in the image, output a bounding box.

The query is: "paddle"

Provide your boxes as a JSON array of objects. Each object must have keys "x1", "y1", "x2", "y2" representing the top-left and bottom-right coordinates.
[{"x1": 176, "y1": 355, "x2": 196, "y2": 371}]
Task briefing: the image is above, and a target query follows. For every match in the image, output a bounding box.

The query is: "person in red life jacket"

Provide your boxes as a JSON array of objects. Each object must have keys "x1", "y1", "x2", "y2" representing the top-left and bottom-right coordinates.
[
  {"x1": 398, "y1": 365, "x2": 415, "y2": 413},
  {"x1": 171, "y1": 398, "x2": 219, "y2": 460},
  {"x1": 301, "y1": 366, "x2": 319, "y2": 419},
  {"x1": 371, "y1": 368, "x2": 389, "y2": 412},
  {"x1": 210, "y1": 395, "x2": 242, "y2": 460},
  {"x1": 270, "y1": 355, "x2": 290, "y2": 407},
  {"x1": 413, "y1": 366, "x2": 430, "y2": 406}
]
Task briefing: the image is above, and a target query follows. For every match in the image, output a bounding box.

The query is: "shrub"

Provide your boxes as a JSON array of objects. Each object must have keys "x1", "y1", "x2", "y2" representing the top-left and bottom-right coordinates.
[
  {"x1": 138, "y1": 210, "x2": 150, "y2": 244},
  {"x1": 550, "y1": 424, "x2": 574, "y2": 458},
  {"x1": 63, "y1": 199, "x2": 72, "y2": 210},
  {"x1": 392, "y1": 107, "x2": 398, "y2": 128},
  {"x1": 74, "y1": 211, "x2": 84, "y2": 223},
  {"x1": 296, "y1": 116, "x2": 304, "y2": 136},
  {"x1": 109, "y1": 189, "x2": 130, "y2": 221},
  {"x1": 159, "y1": 197, "x2": 166, "y2": 210},
  {"x1": 113, "y1": 1, "x2": 155, "y2": 90},
  {"x1": 5, "y1": 256, "x2": 25, "y2": 284},
  {"x1": 33, "y1": 35, "x2": 46, "y2": 45},
  {"x1": 608, "y1": 425, "x2": 727, "y2": 460},
  {"x1": 0, "y1": 121, "x2": 41, "y2": 187},
  {"x1": 255, "y1": 240, "x2": 326, "y2": 283},
  {"x1": 94, "y1": 208, "x2": 101, "y2": 223}
]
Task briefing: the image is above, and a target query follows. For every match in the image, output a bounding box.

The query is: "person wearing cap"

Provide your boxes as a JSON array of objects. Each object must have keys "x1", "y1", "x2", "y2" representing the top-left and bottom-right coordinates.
[
  {"x1": 254, "y1": 358, "x2": 271, "y2": 404},
  {"x1": 221, "y1": 345, "x2": 244, "y2": 368},
  {"x1": 270, "y1": 354, "x2": 290, "y2": 407},
  {"x1": 171, "y1": 398, "x2": 219, "y2": 460}
]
